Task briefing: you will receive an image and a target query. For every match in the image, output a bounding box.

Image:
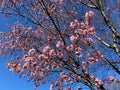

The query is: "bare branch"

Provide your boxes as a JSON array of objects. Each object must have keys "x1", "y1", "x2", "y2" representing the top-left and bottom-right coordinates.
[
  {"x1": 79, "y1": 0, "x2": 98, "y2": 9},
  {"x1": 94, "y1": 35, "x2": 111, "y2": 47}
]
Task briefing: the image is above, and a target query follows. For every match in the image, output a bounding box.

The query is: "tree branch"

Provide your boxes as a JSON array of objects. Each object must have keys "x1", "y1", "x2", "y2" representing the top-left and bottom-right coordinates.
[
  {"x1": 79, "y1": 0, "x2": 98, "y2": 9},
  {"x1": 101, "y1": 57, "x2": 120, "y2": 74},
  {"x1": 94, "y1": 35, "x2": 111, "y2": 48}
]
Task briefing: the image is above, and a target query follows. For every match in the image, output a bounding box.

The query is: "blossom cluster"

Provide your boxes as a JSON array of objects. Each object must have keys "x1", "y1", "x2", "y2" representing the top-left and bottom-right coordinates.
[{"x1": 1, "y1": 8, "x2": 118, "y2": 90}]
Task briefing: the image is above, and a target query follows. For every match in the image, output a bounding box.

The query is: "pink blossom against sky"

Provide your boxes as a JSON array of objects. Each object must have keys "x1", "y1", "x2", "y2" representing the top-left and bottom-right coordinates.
[{"x1": 0, "y1": 15, "x2": 50, "y2": 90}]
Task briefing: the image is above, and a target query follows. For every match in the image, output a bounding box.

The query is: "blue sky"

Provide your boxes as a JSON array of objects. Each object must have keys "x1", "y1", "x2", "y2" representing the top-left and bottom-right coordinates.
[
  {"x1": 0, "y1": 57, "x2": 34, "y2": 90},
  {"x1": 0, "y1": 55, "x2": 49, "y2": 90},
  {"x1": 0, "y1": 16, "x2": 49, "y2": 90}
]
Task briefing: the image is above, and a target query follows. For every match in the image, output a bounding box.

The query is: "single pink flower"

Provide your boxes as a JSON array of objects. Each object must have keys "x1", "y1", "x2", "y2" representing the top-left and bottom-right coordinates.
[
  {"x1": 90, "y1": 76, "x2": 95, "y2": 81},
  {"x1": 77, "y1": 86, "x2": 82, "y2": 90},
  {"x1": 23, "y1": 54, "x2": 28, "y2": 60},
  {"x1": 109, "y1": 76, "x2": 117, "y2": 83},
  {"x1": 75, "y1": 75, "x2": 81, "y2": 82},
  {"x1": 50, "y1": 84, "x2": 54, "y2": 90},
  {"x1": 70, "y1": 19, "x2": 79, "y2": 28},
  {"x1": 88, "y1": 11, "x2": 94, "y2": 17},
  {"x1": 70, "y1": 35, "x2": 77, "y2": 42},
  {"x1": 28, "y1": 48, "x2": 35, "y2": 56},
  {"x1": 79, "y1": 22, "x2": 85, "y2": 29},
  {"x1": 75, "y1": 47, "x2": 82, "y2": 52},
  {"x1": 0, "y1": 32, "x2": 3, "y2": 37},
  {"x1": 49, "y1": 49, "x2": 56, "y2": 57},
  {"x1": 85, "y1": 11, "x2": 94, "y2": 19},
  {"x1": 86, "y1": 38, "x2": 93, "y2": 44},
  {"x1": 75, "y1": 29, "x2": 83, "y2": 36},
  {"x1": 66, "y1": 44, "x2": 74, "y2": 51},
  {"x1": 57, "y1": 50, "x2": 63, "y2": 58},
  {"x1": 43, "y1": 46, "x2": 51, "y2": 53},
  {"x1": 56, "y1": 41, "x2": 63, "y2": 48},
  {"x1": 75, "y1": 51, "x2": 82, "y2": 57},
  {"x1": 85, "y1": 11, "x2": 94, "y2": 25}
]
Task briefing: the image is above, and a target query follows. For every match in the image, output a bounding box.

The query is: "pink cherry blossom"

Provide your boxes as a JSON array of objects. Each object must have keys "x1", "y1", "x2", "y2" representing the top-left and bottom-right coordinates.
[
  {"x1": 0, "y1": 0, "x2": 114, "y2": 89},
  {"x1": 85, "y1": 11, "x2": 94, "y2": 18},
  {"x1": 7, "y1": 63, "x2": 21, "y2": 73},
  {"x1": 82, "y1": 38, "x2": 93, "y2": 44},
  {"x1": 90, "y1": 75, "x2": 95, "y2": 81},
  {"x1": 23, "y1": 54, "x2": 28, "y2": 60},
  {"x1": 0, "y1": 32, "x2": 3, "y2": 37},
  {"x1": 58, "y1": 0, "x2": 63, "y2": 4},
  {"x1": 55, "y1": 81, "x2": 61, "y2": 87},
  {"x1": 66, "y1": 44, "x2": 74, "y2": 51},
  {"x1": 79, "y1": 22, "x2": 85, "y2": 29},
  {"x1": 82, "y1": 61, "x2": 86, "y2": 65},
  {"x1": 56, "y1": 41, "x2": 63, "y2": 48},
  {"x1": 75, "y1": 51, "x2": 82, "y2": 57},
  {"x1": 75, "y1": 29, "x2": 83, "y2": 36},
  {"x1": 57, "y1": 50, "x2": 64, "y2": 58},
  {"x1": 27, "y1": 27, "x2": 32, "y2": 31},
  {"x1": 70, "y1": 19, "x2": 79, "y2": 28},
  {"x1": 77, "y1": 86, "x2": 82, "y2": 90},
  {"x1": 70, "y1": 35, "x2": 77, "y2": 43},
  {"x1": 28, "y1": 48, "x2": 36, "y2": 56},
  {"x1": 38, "y1": 54, "x2": 48, "y2": 60},
  {"x1": 85, "y1": 11, "x2": 94, "y2": 25},
  {"x1": 75, "y1": 75, "x2": 81, "y2": 82},
  {"x1": 49, "y1": 49, "x2": 56, "y2": 57},
  {"x1": 109, "y1": 76, "x2": 118, "y2": 83},
  {"x1": 50, "y1": 84, "x2": 54, "y2": 90},
  {"x1": 75, "y1": 47, "x2": 82, "y2": 52},
  {"x1": 43, "y1": 46, "x2": 51, "y2": 53},
  {"x1": 24, "y1": 57, "x2": 32, "y2": 62}
]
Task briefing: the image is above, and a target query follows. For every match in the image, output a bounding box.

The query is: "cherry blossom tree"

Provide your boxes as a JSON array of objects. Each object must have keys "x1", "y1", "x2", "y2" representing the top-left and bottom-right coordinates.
[{"x1": 0, "y1": 0, "x2": 120, "y2": 90}]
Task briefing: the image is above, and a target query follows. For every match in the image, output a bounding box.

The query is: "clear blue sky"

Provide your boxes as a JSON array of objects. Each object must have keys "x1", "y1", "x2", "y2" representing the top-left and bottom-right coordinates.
[{"x1": 0, "y1": 16, "x2": 49, "y2": 90}]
